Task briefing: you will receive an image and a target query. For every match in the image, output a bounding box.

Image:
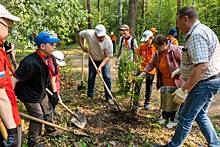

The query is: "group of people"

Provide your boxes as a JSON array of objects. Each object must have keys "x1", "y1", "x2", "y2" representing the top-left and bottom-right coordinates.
[{"x1": 0, "y1": 4, "x2": 220, "y2": 147}]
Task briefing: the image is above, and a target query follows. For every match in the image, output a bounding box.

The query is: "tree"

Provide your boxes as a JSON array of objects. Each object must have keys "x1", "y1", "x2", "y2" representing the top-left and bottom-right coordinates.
[
  {"x1": 128, "y1": 0, "x2": 138, "y2": 35},
  {"x1": 118, "y1": 0, "x2": 123, "y2": 28}
]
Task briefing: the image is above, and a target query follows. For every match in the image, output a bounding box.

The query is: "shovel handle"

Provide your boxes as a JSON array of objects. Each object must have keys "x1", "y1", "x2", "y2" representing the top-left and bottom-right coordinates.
[
  {"x1": 88, "y1": 54, "x2": 122, "y2": 112},
  {"x1": 0, "y1": 118, "x2": 8, "y2": 140},
  {"x1": 45, "y1": 88, "x2": 83, "y2": 121},
  {"x1": 20, "y1": 112, "x2": 71, "y2": 132}
]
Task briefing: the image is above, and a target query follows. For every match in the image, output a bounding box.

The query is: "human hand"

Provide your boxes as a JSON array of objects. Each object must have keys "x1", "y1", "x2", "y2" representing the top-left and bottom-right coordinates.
[
  {"x1": 97, "y1": 66, "x2": 102, "y2": 73},
  {"x1": 172, "y1": 88, "x2": 188, "y2": 105},
  {"x1": 3, "y1": 128, "x2": 18, "y2": 147},
  {"x1": 136, "y1": 72, "x2": 146, "y2": 81},
  {"x1": 82, "y1": 47, "x2": 88, "y2": 53},
  {"x1": 51, "y1": 92, "x2": 59, "y2": 110},
  {"x1": 171, "y1": 68, "x2": 180, "y2": 79}
]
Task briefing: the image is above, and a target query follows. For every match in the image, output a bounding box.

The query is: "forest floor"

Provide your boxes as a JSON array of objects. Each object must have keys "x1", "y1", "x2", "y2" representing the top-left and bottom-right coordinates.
[{"x1": 16, "y1": 46, "x2": 220, "y2": 147}]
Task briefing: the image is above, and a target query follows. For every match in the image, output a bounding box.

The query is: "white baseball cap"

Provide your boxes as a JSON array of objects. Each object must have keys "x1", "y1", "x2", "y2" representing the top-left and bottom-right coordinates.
[
  {"x1": 0, "y1": 4, "x2": 20, "y2": 21},
  {"x1": 140, "y1": 30, "x2": 153, "y2": 42},
  {"x1": 95, "y1": 24, "x2": 106, "y2": 37},
  {"x1": 52, "y1": 51, "x2": 66, "y2": 66}
]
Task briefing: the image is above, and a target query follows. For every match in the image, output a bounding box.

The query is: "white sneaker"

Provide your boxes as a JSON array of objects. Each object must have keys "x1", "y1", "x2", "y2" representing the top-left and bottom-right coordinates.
[
  {"x1": 159, "y1": 118, "x2": 166, "y2": 125},
  {"x1": 166, "y1": 121, "x2": 178, "y2": 129}
]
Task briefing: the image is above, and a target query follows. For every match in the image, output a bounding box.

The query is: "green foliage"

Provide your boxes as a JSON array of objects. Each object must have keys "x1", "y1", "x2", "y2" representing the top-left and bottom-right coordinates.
[{"x1": 2, "y1": 0, "x2": 87, "y2": 45}]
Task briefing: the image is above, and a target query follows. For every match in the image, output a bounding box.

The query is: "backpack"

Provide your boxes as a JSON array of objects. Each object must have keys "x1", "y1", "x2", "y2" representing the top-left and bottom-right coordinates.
[{"x1": 119, "y1": 36, "x2": 135, "y2": 54}]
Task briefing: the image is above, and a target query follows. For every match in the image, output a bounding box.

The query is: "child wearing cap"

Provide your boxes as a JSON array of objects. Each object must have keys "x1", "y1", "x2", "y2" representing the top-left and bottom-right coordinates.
[
  {"x1": 167, "y1": 28, "x2": 179, "y2": 46},
  {"x1": 12, "y1": 32, "x2": 60, "y2": 147},
  {"x1": 132, "y1": 30, "x2": 156, "y2": 112}
]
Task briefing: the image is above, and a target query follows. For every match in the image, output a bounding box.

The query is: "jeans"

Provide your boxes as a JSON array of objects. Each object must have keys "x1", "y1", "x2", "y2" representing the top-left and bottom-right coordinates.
[
  {"x1": 168, "y1": 78, "x2": 220, "y2": 147},
  {"x1": 133, "y1": 70, "x2": 154, "y2": 106},
  {"x1": 87, "y1": 59, "x2": 112, "y2": 99},
  {"x1": 23, "y1": 94, "x2": 56, "y2": 146}
]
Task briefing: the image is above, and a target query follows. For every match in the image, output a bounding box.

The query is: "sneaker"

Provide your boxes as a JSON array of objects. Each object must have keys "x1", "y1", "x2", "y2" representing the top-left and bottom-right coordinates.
[
  {"x1": 159, "y1": 118, "x2": 166, "y2": 125},
  {"x1": 107, "y1": 99, "x2": 114, "y2": 106},
  {"x1": 144, "y1": 104, "x2": 150, "y2": 110},
  {"x1": 166, "y1": 121, "x2": 178, "y2": 129}
]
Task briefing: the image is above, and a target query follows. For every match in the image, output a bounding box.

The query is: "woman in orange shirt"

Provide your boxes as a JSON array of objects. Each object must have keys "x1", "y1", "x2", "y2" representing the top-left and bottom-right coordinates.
[{"x1": 139, "y1": 35, "x2": 183, "y2": 128}]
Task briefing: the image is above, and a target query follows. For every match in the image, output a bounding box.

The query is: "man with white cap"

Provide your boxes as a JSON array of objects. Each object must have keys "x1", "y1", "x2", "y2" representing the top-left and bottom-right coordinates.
[
  {"x1": 0, "y1": 4, "x2": 22, "y2": 147},
  {"x1": 132, "y1": 30, "x2": 156, "y2": 112},
  {"x1": 79, "y1": 24, "x2": 114, "y2": 105}
]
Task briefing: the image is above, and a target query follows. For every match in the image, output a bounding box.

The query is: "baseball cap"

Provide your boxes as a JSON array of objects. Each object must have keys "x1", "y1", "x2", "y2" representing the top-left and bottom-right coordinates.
[
  {"x1": 34, "y1": 32, "x2": 60, "y2": 46},
  {"x1": 119, "y1": 24, "x2": 130, "y2": 31},
  {"x1": 168, "y1": 28, "x2": 177, "y2": 37},
  {"x1": 52, "y1": 50, "x2": 66, "y2": 66},
  {"x1": 140, "y1": 30, "x2": 154, "y2": 42},
  {"x1": 150, "y1": 27, "x2": 158, "y2": 33},
  {"x1": 95, "y1": 24, "x2": 106, "y2": 37},
  {"x1": 0, "y1": 4, "x2": 20, "y2": 21}
]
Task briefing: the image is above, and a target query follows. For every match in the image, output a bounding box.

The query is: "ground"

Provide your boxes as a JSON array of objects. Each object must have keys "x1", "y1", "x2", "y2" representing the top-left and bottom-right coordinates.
[{"x1": 16, "y1": 46, "x2": 220, "y2": 147}]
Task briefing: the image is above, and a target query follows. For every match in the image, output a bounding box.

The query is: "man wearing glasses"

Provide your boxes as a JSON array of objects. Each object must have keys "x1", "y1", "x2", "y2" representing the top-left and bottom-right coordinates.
[
  {"x1": 12, "y1": 32, "x2": 60, "y2": 147},
  {"x1": 79, "y1": 24, "x2": 114, "y2": 106},
  {"x1": 0, "y1": 4, "x2": 21, "y2": 147}
]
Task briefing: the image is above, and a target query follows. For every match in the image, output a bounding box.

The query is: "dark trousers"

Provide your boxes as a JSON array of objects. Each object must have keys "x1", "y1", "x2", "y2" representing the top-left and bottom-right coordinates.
[
  {"x1": 0, "y1": 126, "x2": 22, "y2": 147},
  {"x1": 23, "y1": 94, "x2": 55, "y2": 146},
  {"x1": 87, "y1": 59, "x2": 112, "y2": 99},
  {"x1": 112, "y1": 41, "x2": 116, "y2": 55},
  {"x1": 133, "y1": 70, "x2": 154, "y2": 106},
  {"x1": 162, "y1": 111, "x2": 176, "y2": 122}
]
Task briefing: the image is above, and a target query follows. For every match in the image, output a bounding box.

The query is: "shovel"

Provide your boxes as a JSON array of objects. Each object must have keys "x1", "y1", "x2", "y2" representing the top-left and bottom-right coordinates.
[
  {"x1": 88, "y1": 54, "x2": 122, "y2": 112},
  {"x1": 46, "y1": 88, "x2": 87, "y2": 129},
  {"x1": 77, "y1": 52, "x2": 86, "y2": 91},
  {"x1": 19, "y1": 112, "x2": 89, "y2": 136}
]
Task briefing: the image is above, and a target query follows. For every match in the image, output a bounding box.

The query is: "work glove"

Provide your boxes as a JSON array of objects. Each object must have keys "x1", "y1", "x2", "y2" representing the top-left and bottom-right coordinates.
[
  {"x1": 3, "y1": 128, "x2": 18, "y2": 147},
  {"x1": 82, "y1": 47, "x2": 88, "y2": 53},
  {"x1": 51, "y1": 92, "x2": 59, "y2": 110},
  {"x1": 172, "y1": 88, "x2": 188, "y2": 105},
  {"x1": 171, "y1": 68, "x2": 180, "y2": 79}
]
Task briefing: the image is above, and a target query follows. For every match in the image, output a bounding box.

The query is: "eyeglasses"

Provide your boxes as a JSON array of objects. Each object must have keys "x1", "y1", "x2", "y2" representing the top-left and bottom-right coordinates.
[{"x1": 0, "y1": 21, "x2": 11, "y2": 32}]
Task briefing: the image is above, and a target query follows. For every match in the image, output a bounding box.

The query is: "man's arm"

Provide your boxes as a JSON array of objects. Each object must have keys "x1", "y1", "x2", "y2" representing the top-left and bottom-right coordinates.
[
  {"x1": 79, "y1": 32, "x2": 88, "y2": 53},
  {"x1": 97, "y1": 57, "x2": 111, "y2": 73},
  {"x1": 0, "y1": 88, "x2": 16, "y2": 129},
  {"x1": 182, "y1": 63, "x2": 208, "y2": 91}
]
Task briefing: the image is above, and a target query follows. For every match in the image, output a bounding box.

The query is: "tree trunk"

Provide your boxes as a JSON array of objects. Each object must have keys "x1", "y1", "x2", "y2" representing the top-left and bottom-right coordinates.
[
  {"x1": 176, "y1": 0, "x2": 182, "y2": 39},
  {"x1": 87, "y1": 0, "x2": 92, "y2": 29},
  {"x1": 142, "y1": 0, "x2": 146, "y2": 32},
  {"x1": 118, "y1": 0, "x2": 123, "y2": 28},
  {"x1": 98, "y1": 0, "x2": 101, "y2": 23},
  {"x1": 128, "y1": 0, "x2": 138, "y2": 35}
]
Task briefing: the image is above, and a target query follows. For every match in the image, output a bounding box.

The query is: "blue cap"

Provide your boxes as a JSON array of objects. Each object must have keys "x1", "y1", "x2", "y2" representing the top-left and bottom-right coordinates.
[
  {"x1": 168, "y1": 28, "x2": 177, "y2": 37},
  {"x1": 34, "y1": 32, "x2": 60, "y2": 46}
]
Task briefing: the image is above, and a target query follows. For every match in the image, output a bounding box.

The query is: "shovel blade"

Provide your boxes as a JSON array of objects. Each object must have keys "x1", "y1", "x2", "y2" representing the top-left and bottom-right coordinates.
[{"x1": 71, "y1": 111, "x2": 87, "y2": 129}]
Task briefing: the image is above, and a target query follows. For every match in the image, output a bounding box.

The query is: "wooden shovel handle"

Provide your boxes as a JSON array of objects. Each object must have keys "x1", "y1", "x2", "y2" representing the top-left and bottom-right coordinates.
[
  {"x1": 88, "y1": 54, "x2": 122, "y2": 112},
  {"x1": 20, "y1": 112, "x2": 71, "y2": 132},
  {"x1": 0, "y1": 118, "x2": 8, "y2": 140}
]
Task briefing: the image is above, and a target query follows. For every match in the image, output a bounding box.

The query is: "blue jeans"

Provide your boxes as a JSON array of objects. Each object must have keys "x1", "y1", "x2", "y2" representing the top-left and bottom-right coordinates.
[
  {"x1": 87, "y1": 59, "x2": 112, "y2": 99},
  {"x1": 168, "y1": 78, "x2": 220, "y2": 147}
]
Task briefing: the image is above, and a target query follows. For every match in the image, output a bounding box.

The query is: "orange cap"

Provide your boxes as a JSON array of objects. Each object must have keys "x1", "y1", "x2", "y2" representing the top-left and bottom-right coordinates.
[{"x1": 150, "y1": 27, "x2": 158, "y2": 33}]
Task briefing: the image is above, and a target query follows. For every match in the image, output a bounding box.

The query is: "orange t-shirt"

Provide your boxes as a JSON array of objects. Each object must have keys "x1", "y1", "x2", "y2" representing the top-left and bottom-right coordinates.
[
  {"x1": 110, "y1": 35, "x2": 116, "y2": 41},
  {"x1": 167, "y1": 36, "x2": 179, "y2": 46},
  {"x1": 136, "y1": 43, "x2": 156, "y2": 74},
  {"x1": 159, "y1": 50, "x2": 175, "y2": 87}
]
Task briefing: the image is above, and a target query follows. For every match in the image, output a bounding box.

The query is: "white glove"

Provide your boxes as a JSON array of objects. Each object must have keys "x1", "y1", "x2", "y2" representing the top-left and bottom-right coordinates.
[
  {"x1": 171, "y1": 68, "x2": 180, "y2": 79},
  {"x1": 172, "y1": 88, "x2": 188, "y2": 105}
]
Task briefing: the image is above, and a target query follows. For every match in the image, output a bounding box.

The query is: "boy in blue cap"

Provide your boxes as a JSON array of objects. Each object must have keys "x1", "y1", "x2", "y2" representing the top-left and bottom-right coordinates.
[{"x1": 12, "y1": 32, "x2": 60, "y2": 147}]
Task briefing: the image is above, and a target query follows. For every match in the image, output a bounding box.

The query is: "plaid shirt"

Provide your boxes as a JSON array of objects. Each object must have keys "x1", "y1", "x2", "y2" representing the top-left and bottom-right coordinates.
[{"x1": 181, "y1": 20, "x2": 220, "y2": 81}]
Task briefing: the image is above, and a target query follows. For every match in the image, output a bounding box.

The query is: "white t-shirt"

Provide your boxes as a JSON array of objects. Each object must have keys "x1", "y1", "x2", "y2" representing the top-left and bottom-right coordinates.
[{"x1": 79, "y1": 30, "x2": 113, "y2": 61}]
